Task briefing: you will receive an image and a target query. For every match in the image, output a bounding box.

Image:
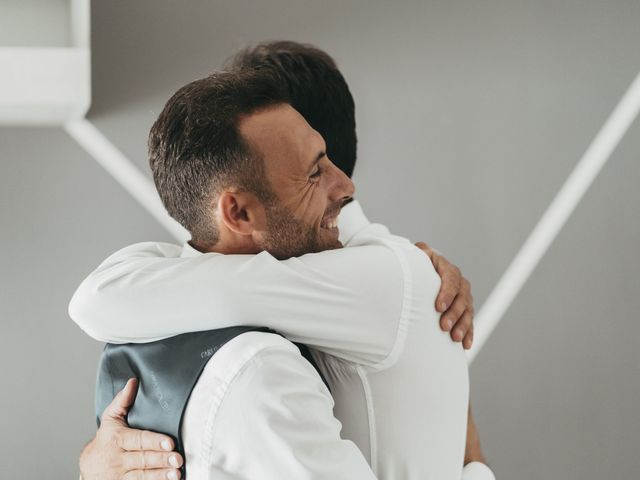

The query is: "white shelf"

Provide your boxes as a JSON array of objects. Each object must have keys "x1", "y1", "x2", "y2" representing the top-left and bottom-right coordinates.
[
  {"x1": 0, "y1": 47, "x2": 90, "y2": 125},
  {"x1": 0, "y1": 0, "x2": 90, "y2": 125}
]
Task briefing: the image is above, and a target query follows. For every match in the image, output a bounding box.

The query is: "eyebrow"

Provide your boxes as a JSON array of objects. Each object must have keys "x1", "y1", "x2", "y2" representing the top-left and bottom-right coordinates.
[{"x1": 308, "y1": 151, "x2": 326, "y2": 173}]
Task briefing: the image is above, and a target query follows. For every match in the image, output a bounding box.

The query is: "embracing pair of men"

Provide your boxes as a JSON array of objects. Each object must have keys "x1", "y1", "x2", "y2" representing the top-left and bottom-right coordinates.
[{"x1": 71, "y1": 41, "x2": 496, "y2": 480}]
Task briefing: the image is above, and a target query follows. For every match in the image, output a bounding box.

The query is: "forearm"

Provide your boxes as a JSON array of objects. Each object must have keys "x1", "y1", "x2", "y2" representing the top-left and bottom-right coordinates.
[
  {"x1": 69, "y1": 210, "x2": 462, "y2": 363},
  {"x1": 69, "y1": 239, "x2": 409, "y2": 365},
  {"x1": 461, "y1": 406, "x2": 495, "y2": 480},
  {"x1": 464, "y1": 405, "x2": 486, "y2": 465}
]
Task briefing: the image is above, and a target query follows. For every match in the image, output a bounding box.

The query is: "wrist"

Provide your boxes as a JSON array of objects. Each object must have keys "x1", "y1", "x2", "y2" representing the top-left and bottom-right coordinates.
[
  {"x1": 464, "y1": 454, "x2": 487, "y2": 466},
  {"x1": 463, "y1": 461, "x2": 496, "y2": 480},
  {"x1": 464, "y1": 445, "x2": 486, "y2": 465}
]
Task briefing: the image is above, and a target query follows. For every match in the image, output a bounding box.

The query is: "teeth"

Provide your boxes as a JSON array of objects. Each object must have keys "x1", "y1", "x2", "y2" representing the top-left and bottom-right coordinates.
[{"x1": 323, "y1": 217, "x2": 338, "y2": 229}]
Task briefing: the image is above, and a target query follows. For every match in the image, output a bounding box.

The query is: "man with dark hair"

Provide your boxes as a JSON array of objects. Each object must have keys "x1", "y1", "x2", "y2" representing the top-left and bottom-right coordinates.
[
  {"x1": 227, "y1": 41, "x2": 358, "y2": 178},
  {"x1": 148, "y1": 70, "x2": 283, "y2": 250},
  {"x1": 73, "y1": 43, "x2": 492, "y2": 479}
]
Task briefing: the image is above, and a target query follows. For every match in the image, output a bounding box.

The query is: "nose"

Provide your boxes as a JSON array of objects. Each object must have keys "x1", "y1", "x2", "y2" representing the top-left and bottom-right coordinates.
[{"x1": 328, "y1": 161, "x2": 355, "y2": 204}]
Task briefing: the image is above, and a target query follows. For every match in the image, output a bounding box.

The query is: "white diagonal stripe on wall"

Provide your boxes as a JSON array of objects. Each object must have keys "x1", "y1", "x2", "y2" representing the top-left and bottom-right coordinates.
[
  {"x1": 64, "y1": 117, "x2": 189, "y2": 243},
  {"x1": 468, "y1": 71, "x2": 640, "y2": 363}
]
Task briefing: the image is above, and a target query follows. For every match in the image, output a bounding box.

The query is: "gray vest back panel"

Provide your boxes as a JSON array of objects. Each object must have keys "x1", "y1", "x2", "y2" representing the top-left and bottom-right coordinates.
[{"x1": 95, "y1": 326, "x2": 327, "y2": 477}]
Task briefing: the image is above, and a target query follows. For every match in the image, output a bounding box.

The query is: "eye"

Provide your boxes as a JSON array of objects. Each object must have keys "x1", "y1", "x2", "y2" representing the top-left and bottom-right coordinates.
[{"x1": 310, "y1": 167, "x2": 322, "y2": 180}]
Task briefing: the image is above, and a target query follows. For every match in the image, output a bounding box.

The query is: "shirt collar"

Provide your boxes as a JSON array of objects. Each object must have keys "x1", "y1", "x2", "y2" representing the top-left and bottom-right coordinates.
[
  {"x1": 338, "y1": 200, "x2": 371, "y2": 245},
  {"x1": 181, "y1": 241, "x2": 205, "y2": 258}
]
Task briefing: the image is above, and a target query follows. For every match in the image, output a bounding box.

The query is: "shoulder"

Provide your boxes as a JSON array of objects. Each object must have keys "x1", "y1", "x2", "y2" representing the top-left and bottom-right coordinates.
[
  {"x1": 193, "y1": 331, "x2": 313, "y2": 390},
  {"x1": 182, "y1": 331, "x2": 339, "y2": 476},
  {"x1": 184, "y1": 331, "x2": 331, "y2": 431},
  {"x1": 95, "y1": 242, "x2": 183, "y2": 266}
]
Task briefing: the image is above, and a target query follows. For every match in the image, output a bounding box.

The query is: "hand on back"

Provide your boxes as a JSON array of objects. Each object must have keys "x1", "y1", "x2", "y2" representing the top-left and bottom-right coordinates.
[
  {"x1": 79, "y1": 379, "x2": 183, "y2": 480},
  {"x1": 415, "y1": 242, "x2": 475, "y2": 349}
]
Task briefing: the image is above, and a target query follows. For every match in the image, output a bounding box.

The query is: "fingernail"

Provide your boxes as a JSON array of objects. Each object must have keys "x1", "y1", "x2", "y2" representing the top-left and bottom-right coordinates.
[
  {"x1": 161, "y1": 439, "x2": 172, "y2": 451},
  {"x1": 167, "y1": 470, "x2": 178, "y2": 480},
  {"x1": 444, "y1": 319, "x2": 453, "y2": 330},
  {"x1": 169, "y1": 455, "x2": 179, "y2": 468},
  {"x1": 441, "y1": 302, "x2": 448, "y2": 311}
]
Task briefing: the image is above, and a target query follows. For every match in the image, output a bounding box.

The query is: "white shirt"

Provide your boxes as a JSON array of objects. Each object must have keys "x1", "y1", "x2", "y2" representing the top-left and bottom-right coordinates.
[
  {"x1": 182, "y1": 330, "x2": 376, "y2": 479},
  {"x1": 70, "y1": 201, "x2": 495, "y2": 479}
]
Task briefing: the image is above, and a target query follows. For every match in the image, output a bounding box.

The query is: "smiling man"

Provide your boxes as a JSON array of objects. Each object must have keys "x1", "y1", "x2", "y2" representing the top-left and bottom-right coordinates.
[
  {"x1": 222, "y1": 101, "x2": 349, "y2": 259},
  {"x1": 72, "y1": 44, "x2": 494, "y2": 480}
]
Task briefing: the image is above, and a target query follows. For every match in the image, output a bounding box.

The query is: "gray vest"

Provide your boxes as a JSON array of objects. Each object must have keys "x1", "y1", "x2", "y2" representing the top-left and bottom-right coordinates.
[{"x1": 95, "y1": 326, "x2": 328, "y2": 477}]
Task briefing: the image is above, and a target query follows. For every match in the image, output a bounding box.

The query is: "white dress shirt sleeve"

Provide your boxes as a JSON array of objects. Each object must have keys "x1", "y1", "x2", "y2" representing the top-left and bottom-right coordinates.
[
  {"x1": 182, "y1": 331, "x2": 377, "y2": 480},
  {"x1": 462, "y1": 461, "x2": 496, "y2": 480},
  {"x1": 69, "y1": 219, "x2": 415, "y2": 366}
]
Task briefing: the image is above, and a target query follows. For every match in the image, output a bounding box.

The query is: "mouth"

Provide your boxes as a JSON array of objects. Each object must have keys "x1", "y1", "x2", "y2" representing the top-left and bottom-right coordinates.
[
  {"x1": 320, "y1": 203, "x2": 343, "y2": 234},
  {"x1": 320, "y1": 215, "x2": 338, "y2": 230}
]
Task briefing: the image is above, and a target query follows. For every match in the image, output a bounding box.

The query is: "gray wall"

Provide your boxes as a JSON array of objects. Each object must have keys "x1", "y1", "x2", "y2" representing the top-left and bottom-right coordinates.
[{"x1": 1, "y1": 1, "x2": 638, "y2": 478}]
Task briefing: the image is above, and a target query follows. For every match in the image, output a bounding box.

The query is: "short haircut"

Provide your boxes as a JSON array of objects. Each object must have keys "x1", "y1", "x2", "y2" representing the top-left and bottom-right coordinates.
[
  {"x1": 148, "y1": 69, "x2": 286, "y2": 247},
  {"x1": 227, "y1": 41, "x2": 358, "y2": 177}
]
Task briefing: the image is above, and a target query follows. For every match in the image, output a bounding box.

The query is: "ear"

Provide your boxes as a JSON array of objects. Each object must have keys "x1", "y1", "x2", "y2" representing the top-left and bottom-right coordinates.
[{"x1": 216, "y1": 190, "x2": 266, "y2": 236}]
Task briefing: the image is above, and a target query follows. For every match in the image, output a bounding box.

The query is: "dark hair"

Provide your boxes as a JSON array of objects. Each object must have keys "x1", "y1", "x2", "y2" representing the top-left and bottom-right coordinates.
[
  {"x1": 227, "y1": 41, "x2": 357, "y2": 177},
  {"x1": 148, "y1": 69, "x2": 286, "y2": 247}
]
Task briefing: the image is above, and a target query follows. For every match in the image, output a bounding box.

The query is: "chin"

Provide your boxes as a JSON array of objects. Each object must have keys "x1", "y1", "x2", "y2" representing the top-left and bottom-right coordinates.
[
  {"x1": 317, "y1": 239, "x2": 343, "y2": 253},
  {"x1": 328, "y1": 240, "x2": 344, "y2": 250}
]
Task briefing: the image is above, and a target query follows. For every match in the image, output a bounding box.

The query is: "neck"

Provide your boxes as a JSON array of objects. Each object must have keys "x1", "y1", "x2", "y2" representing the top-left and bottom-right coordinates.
[{"x1": 190, "y1": 235, "x2": 261, "y2": 255}]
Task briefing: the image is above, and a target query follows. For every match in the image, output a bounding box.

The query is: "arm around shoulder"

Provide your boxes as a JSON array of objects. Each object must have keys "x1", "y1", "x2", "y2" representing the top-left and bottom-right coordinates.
[{"x1": 68, "y1": 239, "x2": 408, "y2": 365}]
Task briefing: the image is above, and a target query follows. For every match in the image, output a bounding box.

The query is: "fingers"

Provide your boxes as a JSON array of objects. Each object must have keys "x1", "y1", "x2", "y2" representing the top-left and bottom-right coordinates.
[
  {"x1": 431, "y1": 251, "x2": 475, "y2": 346},
  {"x1": 117, "y1": 427, "x2": 176, "y2": 452},
  {"x1": 122, "y1": 451, "x2": 183, "y2": 471},
  {"x1": 414, "y1": 242, "x2": 433, "y2": 259},
  {"x1": 102, "y1": 378, "x2": 138, "y2": 422},
  {"x1": 123, "y1": 468, "x2": 182, "y2": 480},
  {"x1": 434, "y1": 262, "x2": 461, "y2": 314},
  {"x1": 439, "y1": 285, "x2": 468, "y2": 331},
  {"x1": 462, "y1": 325, "x2": 474, "y2": 350},
  {"x1": 414, "y1": 244, "x2": 463, "y2": 314},
  {"x1": 118, "y1": 378, "x2": 139, "y2": 410},
  {"x1": 449, "y1": 308, "x2": 473, "y2": 343}
]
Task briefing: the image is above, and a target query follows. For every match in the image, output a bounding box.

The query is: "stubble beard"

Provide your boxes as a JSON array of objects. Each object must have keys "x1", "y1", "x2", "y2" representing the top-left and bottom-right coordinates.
[{"x1": 260, "y1": 202, "x2": 341, "y2": 260}]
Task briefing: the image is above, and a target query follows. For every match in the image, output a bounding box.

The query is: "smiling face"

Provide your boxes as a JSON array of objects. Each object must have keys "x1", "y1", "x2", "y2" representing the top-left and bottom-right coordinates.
[{"x1": 238, "y1": 103, "x2": 355, "y2": 259}]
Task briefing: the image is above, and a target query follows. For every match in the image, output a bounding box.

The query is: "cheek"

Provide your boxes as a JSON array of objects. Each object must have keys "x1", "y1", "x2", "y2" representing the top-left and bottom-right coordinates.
[{"x1": 287, "y1": 184, "x2": 325, "y2": 225}]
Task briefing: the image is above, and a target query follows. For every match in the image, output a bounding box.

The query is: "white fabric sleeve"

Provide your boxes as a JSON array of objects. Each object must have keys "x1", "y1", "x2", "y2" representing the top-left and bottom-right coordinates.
[
  {"x1": 185, "y1": 334, "x2": 377, "y2": 480},
  {"x1": 69, "y1": 230, "x2": 415, "y2": 366},
  {"x1": 462, "y1": 461, "x2": 496, "y2": 480}
]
